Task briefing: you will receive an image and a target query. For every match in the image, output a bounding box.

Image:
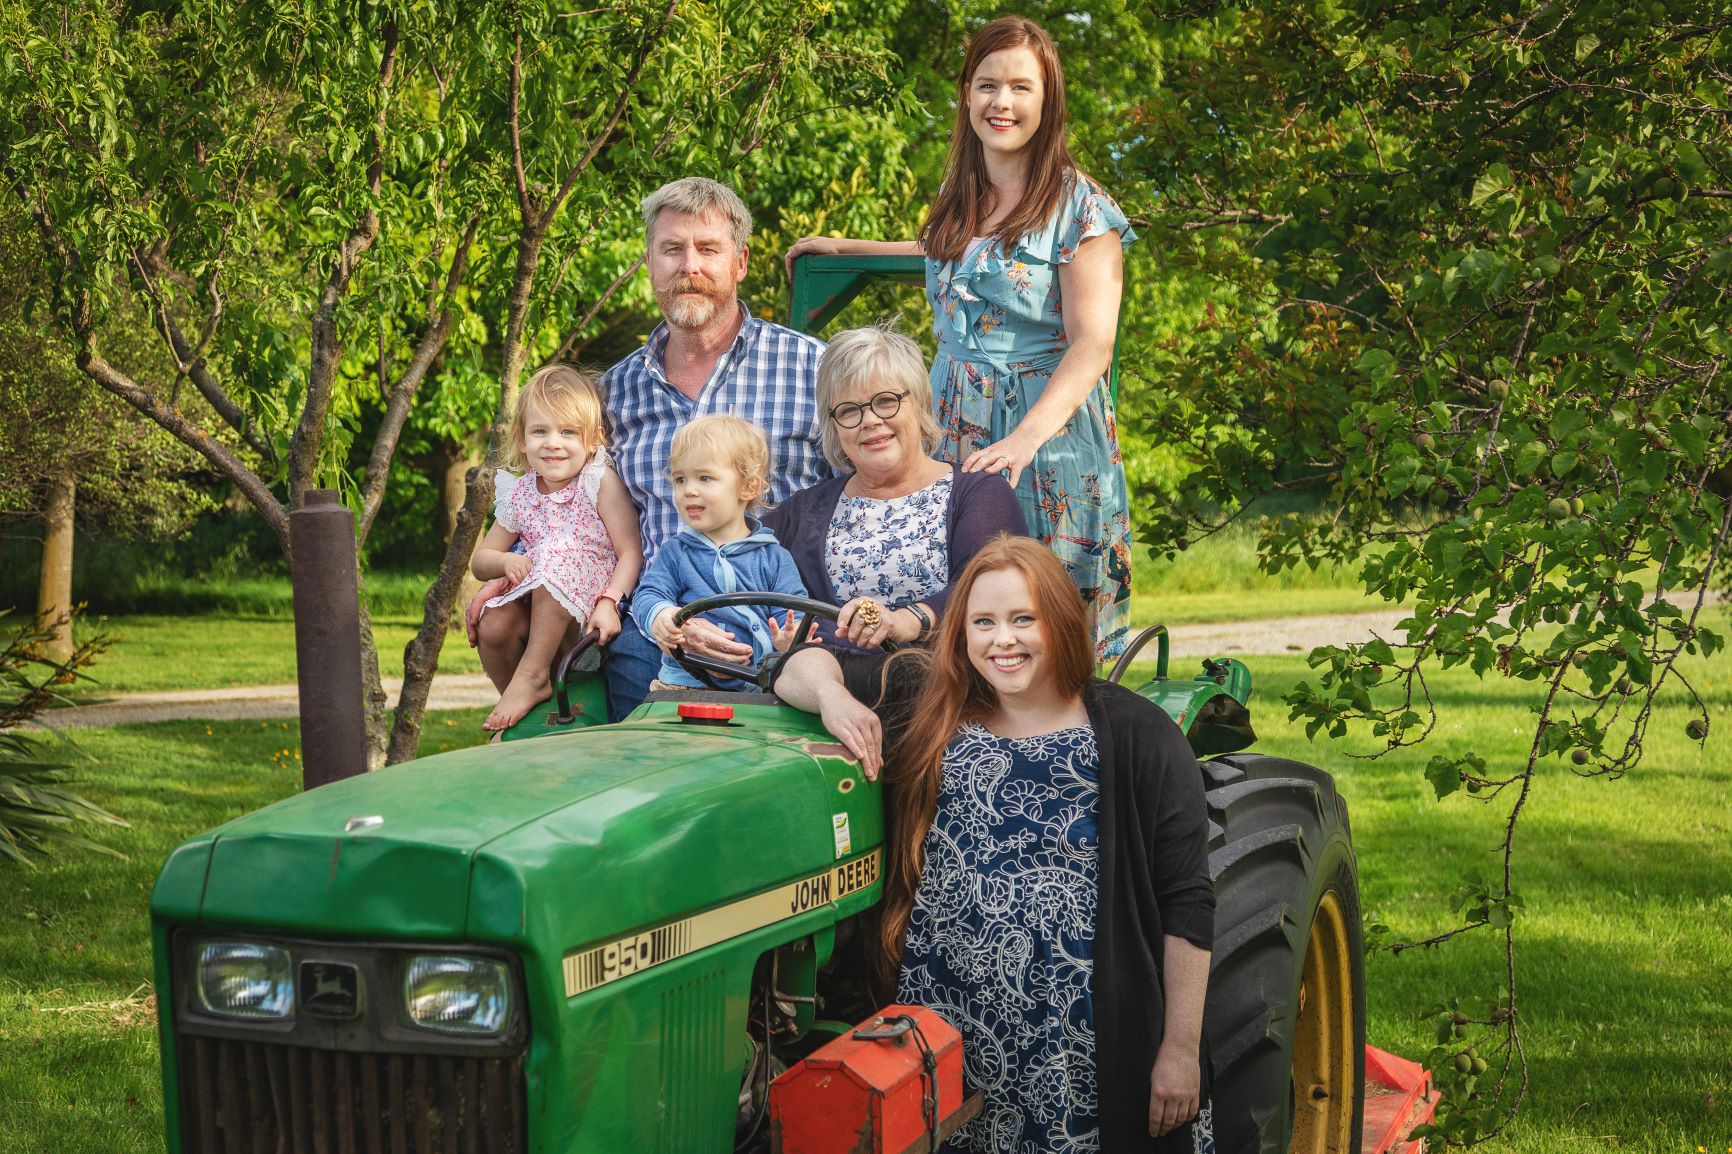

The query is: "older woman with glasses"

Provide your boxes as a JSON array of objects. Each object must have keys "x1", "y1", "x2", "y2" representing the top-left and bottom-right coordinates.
[{"x1": 764, "y1": 326, "x2": 1027, "y2": 650}]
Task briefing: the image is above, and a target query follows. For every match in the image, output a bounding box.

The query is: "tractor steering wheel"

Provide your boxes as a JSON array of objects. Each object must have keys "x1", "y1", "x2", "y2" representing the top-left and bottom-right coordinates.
[{"x1": 669, "y1": 591, "x2": 887, "y2": 692}]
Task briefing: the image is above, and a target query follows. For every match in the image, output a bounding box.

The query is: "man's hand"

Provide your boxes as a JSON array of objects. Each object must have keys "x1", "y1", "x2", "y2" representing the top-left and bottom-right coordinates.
[
  {"x1": 1148, "y1": 1042, "x2": 1201, "y2": 1137},
  {"x1": 681, "y1": 617, "x2": 754, "y2": 664},
  {"x1": 465, "y1": 577, "x2": 514, "y2": 646}
]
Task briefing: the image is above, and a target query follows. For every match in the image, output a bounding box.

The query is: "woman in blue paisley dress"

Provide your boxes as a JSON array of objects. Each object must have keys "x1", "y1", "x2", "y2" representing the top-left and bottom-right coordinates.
[
  {"x1": 766, "y1": 326, "x2": 1027, "y2": 651},
  {"x1": 773, "y1": 537, "x2": 1215, "y2": 1153},
  {"x1": 787, "y1": 17, "x2": 1136, "y2": 660}
]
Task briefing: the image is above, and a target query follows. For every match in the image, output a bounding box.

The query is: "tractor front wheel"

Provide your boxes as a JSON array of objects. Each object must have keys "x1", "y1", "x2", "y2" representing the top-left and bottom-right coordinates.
[{"x1": 1201, "y1": 754, "x2": 1365, "y2": 1154}]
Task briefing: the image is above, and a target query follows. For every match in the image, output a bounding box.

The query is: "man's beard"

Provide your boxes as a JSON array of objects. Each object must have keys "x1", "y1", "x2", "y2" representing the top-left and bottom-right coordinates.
[{"x1": 657, "y1": 276, "x2": 733, "y2": 330}]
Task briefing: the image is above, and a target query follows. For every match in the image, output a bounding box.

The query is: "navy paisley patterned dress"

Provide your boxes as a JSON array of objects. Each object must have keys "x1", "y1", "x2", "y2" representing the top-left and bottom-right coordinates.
[{"x1": 900, "y1": 723, "x2": 1103, "y2": 1153}]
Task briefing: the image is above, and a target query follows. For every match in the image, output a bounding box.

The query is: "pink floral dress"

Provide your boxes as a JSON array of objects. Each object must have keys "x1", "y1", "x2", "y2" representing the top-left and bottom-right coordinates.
[{"x1": 482, "y1": 449, "x2": 617, "y2": 623}]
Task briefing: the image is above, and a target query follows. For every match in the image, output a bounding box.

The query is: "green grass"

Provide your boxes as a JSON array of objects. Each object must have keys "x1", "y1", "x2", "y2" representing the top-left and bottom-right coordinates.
[
  {"x1": 63, "y1": 615, "x2": 484, "y2": 696},
  {"x1": 1120, "y1": 626, "x2": 1732, "y2": 1152},
  {"x1": 4, "y1": 635, "x2": 1727, "y2": 1151},
  {"x1": 0, "y1": 708, "x2": 492, "y2": 1154}
]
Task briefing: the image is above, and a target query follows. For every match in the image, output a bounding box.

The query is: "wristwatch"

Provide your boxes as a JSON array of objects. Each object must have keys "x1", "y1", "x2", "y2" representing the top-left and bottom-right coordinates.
[
  {"x1": 906, "y1": 602, "x2": 935, "y2": 641},
  {"x1": 595, "y1": 588, "x2": 627, "y2": 608}
]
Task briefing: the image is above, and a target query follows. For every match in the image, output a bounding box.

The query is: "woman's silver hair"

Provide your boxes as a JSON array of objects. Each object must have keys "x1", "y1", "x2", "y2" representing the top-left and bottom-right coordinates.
[
  {"x1": 816, "y1": 325, "x2": 942, "y2": 473},
  {"x1": 641, "y1": 177, "x2": 753, "y2": 253}
]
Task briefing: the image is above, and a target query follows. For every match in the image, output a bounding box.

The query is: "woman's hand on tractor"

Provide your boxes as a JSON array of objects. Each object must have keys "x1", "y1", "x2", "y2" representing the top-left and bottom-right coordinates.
[
  {"x1": 783, "y1": 235, "x2": 844, "y2": 281},
  {"x1": 818, "y1": 685, "x2": 883, "y2": 780}
]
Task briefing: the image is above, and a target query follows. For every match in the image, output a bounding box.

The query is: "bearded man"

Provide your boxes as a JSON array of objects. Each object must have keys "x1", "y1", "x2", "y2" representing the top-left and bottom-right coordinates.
[{"x1": 595, "y1": 177, "x2": 829, "y2": 717}]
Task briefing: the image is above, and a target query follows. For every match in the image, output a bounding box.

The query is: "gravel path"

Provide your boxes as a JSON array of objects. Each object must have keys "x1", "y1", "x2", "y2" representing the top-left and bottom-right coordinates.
[{"x1": 42, "y1": 608, "x2": 1418, "y2": 729}]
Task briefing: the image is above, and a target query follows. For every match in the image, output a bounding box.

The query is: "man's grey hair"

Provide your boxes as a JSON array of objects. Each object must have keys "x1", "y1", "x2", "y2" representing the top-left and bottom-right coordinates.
[
  {"x1": 641, "y1": 177, "x2": 753, "y2": 252},
  {"x1": 816, "y1": 325, "x2": 941, "y2": 473}
]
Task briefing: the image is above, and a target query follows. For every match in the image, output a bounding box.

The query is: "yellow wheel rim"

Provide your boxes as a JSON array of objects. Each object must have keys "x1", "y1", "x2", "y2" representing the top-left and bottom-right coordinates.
[{"x1": 1289, "y1": 889, "x2": 1354, "y2": 1154}]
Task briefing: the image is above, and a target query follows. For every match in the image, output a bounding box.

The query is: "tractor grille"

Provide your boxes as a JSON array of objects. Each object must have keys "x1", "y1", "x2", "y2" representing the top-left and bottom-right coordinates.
[{"x1": 176, "y1": 1034, "x2": 526, "y2": 1154}]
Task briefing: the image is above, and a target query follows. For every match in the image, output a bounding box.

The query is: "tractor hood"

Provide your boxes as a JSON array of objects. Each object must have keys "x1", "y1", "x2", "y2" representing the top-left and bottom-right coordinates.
[{"x1": 166, "y1": 709, "x2": 847, "y2": 950}]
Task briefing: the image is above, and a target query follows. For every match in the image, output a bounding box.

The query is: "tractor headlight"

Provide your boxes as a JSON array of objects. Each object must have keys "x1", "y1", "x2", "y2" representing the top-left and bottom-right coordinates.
[
  {"x1": 403, "y1": 955, "x2": 511, "y2": 1035},
  {"x1": 195, "y1": 941, "x2": 295, "y2": 1019}
]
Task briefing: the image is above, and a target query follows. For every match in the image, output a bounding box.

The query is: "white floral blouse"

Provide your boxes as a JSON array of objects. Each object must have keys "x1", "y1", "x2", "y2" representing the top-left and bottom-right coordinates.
[{"x1": 823, "y1": 473, "x2": 954, "y2": 607}]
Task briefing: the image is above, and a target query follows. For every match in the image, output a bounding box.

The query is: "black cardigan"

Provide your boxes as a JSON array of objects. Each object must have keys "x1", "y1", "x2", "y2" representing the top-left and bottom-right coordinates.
[
  {"x1": 761, "y1": 464, "x2": 1027, "y2": 636},
  {"x1": 788, "y1": 653, "x2": 1216, "y2": 1152}
]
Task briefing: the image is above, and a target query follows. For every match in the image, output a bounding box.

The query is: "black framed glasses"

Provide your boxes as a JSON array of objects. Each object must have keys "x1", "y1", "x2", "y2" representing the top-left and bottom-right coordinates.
[{"x1": 828, "y1": 390, "x2": 911, "y2": 429}]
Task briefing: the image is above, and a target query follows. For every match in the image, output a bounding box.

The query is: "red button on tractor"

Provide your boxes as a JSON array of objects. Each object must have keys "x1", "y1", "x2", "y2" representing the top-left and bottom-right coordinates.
[{"x1": 677, "y1": 703, "x2": 735, "y2": 725}]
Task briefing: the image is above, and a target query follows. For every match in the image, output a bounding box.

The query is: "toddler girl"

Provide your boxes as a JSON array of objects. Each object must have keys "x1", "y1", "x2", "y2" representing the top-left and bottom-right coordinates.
[
  {"x1": 473, "y1": 364, "x2": 642, "y2": 731},
  {"x1": 633, "y1": 414, "x2": 806, "y2": 690}
]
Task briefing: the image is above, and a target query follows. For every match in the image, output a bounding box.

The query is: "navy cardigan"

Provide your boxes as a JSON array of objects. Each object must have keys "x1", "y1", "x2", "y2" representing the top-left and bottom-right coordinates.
[{"x1": 762, "y1": 464, "x2": 1027, "y2": 637}]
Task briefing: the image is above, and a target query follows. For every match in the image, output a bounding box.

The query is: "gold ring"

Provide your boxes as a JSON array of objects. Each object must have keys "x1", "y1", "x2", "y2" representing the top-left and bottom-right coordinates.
[{"x1": 857, "y1": 599, "x2": 882, "y2": 627}]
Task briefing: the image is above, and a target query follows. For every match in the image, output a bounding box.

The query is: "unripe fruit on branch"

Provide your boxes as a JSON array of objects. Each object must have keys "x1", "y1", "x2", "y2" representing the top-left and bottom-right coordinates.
[
  {"x1": 1488, "y1": 379, "x2": 1510, "y2": 402},
  {"x1": 1571, "y1": 748, "x2": 1590, "y2": 765},
  {"x1": 1686, "y1": 719, "x2": 1708, "y2": 740},
  {"x1": 1546, "y1": 498, "x2": 1571, "y2": 521},
  {"x1": 1454, "y1": 1053, "x2": 1474, "y2": 1074}
]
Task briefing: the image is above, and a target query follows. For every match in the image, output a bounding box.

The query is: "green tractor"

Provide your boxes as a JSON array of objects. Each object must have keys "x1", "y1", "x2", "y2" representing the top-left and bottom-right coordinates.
[{"x1": 150, "y1": 259, "x2": 1366, "y2": 1154}]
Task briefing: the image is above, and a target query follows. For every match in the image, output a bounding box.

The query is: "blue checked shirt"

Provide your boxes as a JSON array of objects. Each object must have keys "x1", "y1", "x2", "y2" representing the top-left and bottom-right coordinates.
[{"x1": 605, "y1": 305, "x2": 832, "y2": 561}]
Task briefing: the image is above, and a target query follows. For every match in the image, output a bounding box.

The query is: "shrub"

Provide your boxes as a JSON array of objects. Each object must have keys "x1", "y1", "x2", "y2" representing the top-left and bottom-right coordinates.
[{"x1": 0, "y1": 613, "x2": 127, "y2": 865}]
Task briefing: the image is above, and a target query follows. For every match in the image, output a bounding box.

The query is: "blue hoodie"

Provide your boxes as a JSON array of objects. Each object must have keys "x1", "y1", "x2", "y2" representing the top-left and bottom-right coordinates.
[{"x1": 632, "y1": 519, "x2": 807, "y2": 689}]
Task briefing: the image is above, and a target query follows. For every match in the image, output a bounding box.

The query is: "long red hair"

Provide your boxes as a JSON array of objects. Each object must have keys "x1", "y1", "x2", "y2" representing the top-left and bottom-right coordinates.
[
  {"x1": 920, "y1": 16, "x2": 1078, "y2": 265},
  {"x1": 874, "y1": 535, "x2": 1094, "y2": 985}
]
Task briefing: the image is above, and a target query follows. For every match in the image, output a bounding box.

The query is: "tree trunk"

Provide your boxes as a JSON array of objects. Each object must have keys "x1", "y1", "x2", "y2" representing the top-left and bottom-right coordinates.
[
  {"x1": 441, "y1": 440, "x2": 482, "y2": 551},
  {"x1": 386, "y1": 231, "x2": 546, "y2": 765},
  {"x1": 356, "y1": 576, "x2": 390, "y2": 770},
  {"x1": 35, "y1": 462, "x2": 76, "y2": 662},
  {"x1": 442, "y1": 441, "x2": 486, "y2": 617}
]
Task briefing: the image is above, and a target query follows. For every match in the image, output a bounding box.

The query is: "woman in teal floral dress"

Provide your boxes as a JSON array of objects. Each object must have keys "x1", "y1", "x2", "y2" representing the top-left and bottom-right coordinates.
[{"x1": 788, "y1": 16, "x2": 1136, "y2": 659}]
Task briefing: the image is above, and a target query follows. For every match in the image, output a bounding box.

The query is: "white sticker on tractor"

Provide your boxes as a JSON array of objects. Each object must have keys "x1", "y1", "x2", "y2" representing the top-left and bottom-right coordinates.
[{"x1": 832, "y1": 812, "x2": 852, "y2": 858}]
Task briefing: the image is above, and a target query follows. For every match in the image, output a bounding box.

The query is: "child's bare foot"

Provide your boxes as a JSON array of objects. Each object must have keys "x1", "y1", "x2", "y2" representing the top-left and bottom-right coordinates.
[{"x1": 484, "y1": 673, "x2": 552, "y2": 732}]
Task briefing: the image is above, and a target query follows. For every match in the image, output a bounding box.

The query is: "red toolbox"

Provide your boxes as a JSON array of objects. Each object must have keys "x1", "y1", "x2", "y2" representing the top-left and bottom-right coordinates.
[{"x1": 770, "y1": 1005, "x2": 980, "y2": 1154}]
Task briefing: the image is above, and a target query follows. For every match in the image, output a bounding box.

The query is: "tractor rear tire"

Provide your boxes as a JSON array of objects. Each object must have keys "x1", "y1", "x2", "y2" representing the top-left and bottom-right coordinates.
[{"x1": 1201, "y1": 754, "x2": 1365, "y2": 1154}]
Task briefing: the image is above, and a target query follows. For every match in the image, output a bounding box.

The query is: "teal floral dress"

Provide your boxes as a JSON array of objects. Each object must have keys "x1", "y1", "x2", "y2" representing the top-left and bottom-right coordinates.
[{"x1": 926, "y1": 173, "x2": 1137, "y2": 660}]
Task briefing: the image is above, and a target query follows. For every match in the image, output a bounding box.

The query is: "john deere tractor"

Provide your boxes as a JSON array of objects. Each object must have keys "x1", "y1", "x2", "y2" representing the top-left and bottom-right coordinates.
[{"x1": 150, "y1": 258, "x2": 1364, "y2": 1154}]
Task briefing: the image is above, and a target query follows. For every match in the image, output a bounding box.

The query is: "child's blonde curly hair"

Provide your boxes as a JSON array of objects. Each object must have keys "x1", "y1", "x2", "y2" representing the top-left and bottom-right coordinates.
[
  {"x1": 507, "y1": 364, "x2": 607, "y2": 471},
  {"x1": 667, "y1": 413, "x2": 772, "y2": 509}
]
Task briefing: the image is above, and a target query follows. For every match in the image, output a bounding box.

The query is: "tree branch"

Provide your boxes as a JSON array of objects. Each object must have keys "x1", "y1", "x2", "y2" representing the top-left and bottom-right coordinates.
[
  {"x1": 551, "y1": 254, "x2": 644, "y2": 363},
  {"x1": 539, "y1": 0, "x2": 676, "y2": 230},
  {"x1": 357, "y1": 213, "x2": 481, "y2": 543},
  {"x1": 77, "y1": 347, "x2": 288, "y2": 548},
  {"x1": 128, "y1": 249, "x2": 277, "y2": 463},
  {"x1": 289, "y1": 20, "x2": 399, "y2": 505},
  {"x1": 509, "y1": 33, "x2": 532, "y2": 219}
]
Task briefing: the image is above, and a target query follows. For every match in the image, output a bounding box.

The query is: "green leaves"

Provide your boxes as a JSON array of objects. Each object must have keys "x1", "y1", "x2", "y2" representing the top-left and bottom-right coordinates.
[{"x1": 1127, "y1": 3, "x2": 1731, "y2": 1140}]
